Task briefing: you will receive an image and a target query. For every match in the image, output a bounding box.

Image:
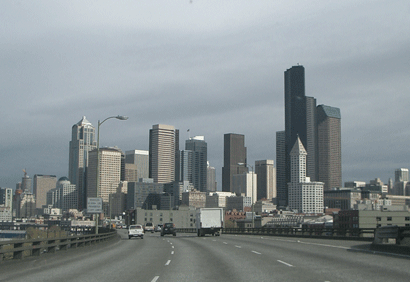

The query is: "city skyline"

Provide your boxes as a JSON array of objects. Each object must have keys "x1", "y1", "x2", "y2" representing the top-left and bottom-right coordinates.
[{"x1": 1, "y1": 1, "x2": 409, "y2": 189}]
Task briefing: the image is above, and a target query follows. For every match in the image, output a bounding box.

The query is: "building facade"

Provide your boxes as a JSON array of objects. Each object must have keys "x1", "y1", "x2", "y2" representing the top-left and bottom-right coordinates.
[
  {"x1": 185, "y1": 136, "x2": 208, "y2": 192},
  {"x1": 125, "y1": 150, "x2": 149, "y2": 180},
  {"x1": 33, "y1": 174, "x2": 57, "y2": 210},
  {"x1": 232, "y1": 172, "x2": 257, "y2": 204},
  {"x1": 317, "y1": 105, "x2": 342, "y2": 190},
  {"x1": 68, "y1": 116, "x2": 97, "y2": 210},
  {"x1": 288, "y1": 136, "x2": 324, "y2": 214},
  {"x1": 149, "y1": 124, "x2": 179, "y2": 183},
  {"x1": 255, "y1": 160, "x2": 276, "y2": 201},
  {"x1": 207, "y1": 162, "x2": 217, "y2": 192},
  {"x1": 222, "y1": 133, "x2": 247, "y2": 192},
  {"x1": 87, "y1": 147, "x2": 122, "y2": 215}
]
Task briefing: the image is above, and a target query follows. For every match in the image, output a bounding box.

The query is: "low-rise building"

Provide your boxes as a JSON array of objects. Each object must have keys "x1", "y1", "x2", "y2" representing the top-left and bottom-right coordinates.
[{"x1": 131, "y1": 207, "x2": 196, "y2": 228}]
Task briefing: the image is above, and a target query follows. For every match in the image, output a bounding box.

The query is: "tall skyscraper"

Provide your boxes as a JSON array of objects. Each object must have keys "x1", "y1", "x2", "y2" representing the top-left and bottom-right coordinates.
[
  {"x1": 87, "y1": 147, "x2": 122, "y2": 215},
  {"x1": 185, "y1": 136, "x2": 207, "y2": 192},
  {"x1": 33, "y1": 174, "x2": 57, "y2": 210},
  {"x1": 395, "y1": 168, "x2": 409, "y2": 183},
  {"x1": 255, "y1": 160, "x2": 276, "y2": 201},
  {"x1": 279, "y1": 65, "x2": 341, "y2": 206},
  {"x1": 222, "y1": 133, "x2": 247, "y2": 192},
  {"x1": 207, "y1": 161, "x2": 217, "y2": 192},
  {"x1": 21, "y1": 170, "x2": 32, "y2": 193},
  {"x1": 276, "y1": 131, "x2": 286, "y2": 206},
  {"x1": 317, "y1": 105, "x2": 342, "y2": 190},
  {"x1": 125, "y1": 150, "x2": 149, "y2": 180},
  {"x1": 149, "y1": 124, "x2": 179, "y2": 183},
  {"x1": 306, "y1": 96, "x2": 318, "y2": 181},
  {"x1": 69, "y1": 116, "x2": 96, "y2": 210},
  {"x1": 288, "y1": 136, "x2": 324, "y2": 214}
]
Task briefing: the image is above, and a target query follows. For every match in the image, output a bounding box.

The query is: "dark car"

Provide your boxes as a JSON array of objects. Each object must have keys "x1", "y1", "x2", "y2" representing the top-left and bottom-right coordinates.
[{"x1": 161, "y1": 223, "x2": 176, "y2": 236}]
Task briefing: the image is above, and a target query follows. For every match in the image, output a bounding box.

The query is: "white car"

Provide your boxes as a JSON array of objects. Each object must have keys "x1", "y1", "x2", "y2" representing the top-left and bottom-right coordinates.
[{"x1": 128, "y1": 224, "x2": 144, "y2": 239}]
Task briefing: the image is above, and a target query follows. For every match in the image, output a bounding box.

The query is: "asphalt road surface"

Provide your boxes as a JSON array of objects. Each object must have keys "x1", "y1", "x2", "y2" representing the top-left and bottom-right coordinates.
[{"x1": 1, "y1": 230, "x2": 409, "y2": 282}]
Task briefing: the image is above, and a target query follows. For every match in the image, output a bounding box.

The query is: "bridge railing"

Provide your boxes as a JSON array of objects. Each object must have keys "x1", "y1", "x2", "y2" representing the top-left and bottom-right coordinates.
[
  {"x1": 0, "y1": 229, "x2": 116, "y2": 262},
  {"x1": 176, "y1": 227, "x2": 375, "y2": 241},
  {"x1": 373, "y1": 226, "x2": 410, "y2": 246}
]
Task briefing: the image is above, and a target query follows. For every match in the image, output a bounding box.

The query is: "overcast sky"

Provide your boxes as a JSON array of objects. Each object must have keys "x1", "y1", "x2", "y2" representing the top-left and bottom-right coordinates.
[{"x1": 1, "y1": 1, "x2": 409, "y2": 190}]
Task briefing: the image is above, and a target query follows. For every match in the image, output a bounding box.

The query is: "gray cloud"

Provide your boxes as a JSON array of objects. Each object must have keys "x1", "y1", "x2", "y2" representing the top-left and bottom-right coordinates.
[{"x1": 1, "y1": 1, "x2": 410, "y2": 189}]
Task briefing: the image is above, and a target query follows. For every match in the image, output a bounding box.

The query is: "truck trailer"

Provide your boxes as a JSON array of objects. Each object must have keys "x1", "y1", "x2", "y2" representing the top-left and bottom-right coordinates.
[{"x1": 196, "y1": 208, "x2": 224, "y2": 237}]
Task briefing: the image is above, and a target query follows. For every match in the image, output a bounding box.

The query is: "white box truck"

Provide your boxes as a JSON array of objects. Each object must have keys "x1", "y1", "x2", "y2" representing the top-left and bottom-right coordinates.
[{"x1": 196, "y1": 208, "x2": 223, "y2": 237}]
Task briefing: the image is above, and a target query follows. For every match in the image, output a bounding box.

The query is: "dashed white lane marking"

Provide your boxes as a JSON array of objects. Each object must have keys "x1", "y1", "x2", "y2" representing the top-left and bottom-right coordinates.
[
  {"x1": 172, "y1": 246, "x2": 174, "y2": 249},
  {"x1": 252, "y1": 251, "x2": 262, "y2": 255},
  {"x1": 223, "y1": 242, "x2": 228, "y2": 244},
  {"x1": 171, "y1": 251, "x2": 174, "y2": 255},
  {"x1": 277, "y1": 260, "x2": 293, "y2": 267},
  {"x1": 165, "y1": 260, "x2": 171, "y2": 266},
  {"x1": 297, "y1": 240, "x2": 349, "y2": 250},
  {"x1": 235, "y1": 245, "x2": 242, "y2": 248},
  {"x1": 151, "y1": 276, "x2": 159, "y2": 282},
  {"x1": 212, "y1": 240, "x2": 216, "y2": 242}
]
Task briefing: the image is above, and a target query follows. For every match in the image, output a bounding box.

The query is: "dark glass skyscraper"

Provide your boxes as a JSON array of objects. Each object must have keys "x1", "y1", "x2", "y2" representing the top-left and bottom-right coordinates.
[
  {"x1": 222, "y1": 133, "x2": 247, "y2": 192},
  {"x1": 184, "y1": 136, "x2": 207, "y2": 192}
]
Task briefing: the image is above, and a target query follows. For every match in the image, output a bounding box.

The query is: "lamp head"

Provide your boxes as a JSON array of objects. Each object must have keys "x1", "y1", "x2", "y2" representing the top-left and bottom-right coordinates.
[{"x1": 116, "y1": 116, "x2": 128, "y2": 120}]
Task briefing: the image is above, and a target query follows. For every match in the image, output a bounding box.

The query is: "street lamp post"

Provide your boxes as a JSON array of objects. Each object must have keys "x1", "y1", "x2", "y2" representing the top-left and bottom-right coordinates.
[
  {"x1": 238, "y1": 162, "x2": 255, "y2": 228},
  {"x1": 95, "y1": 115, "x2": 128, "y2": 234}
]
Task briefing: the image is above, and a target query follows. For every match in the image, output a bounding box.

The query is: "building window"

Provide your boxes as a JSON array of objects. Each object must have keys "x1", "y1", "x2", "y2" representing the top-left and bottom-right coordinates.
[
  {"x1": 160, "y1": 218, "x2": 163, "y2": 222},
  {"x1": 144, "y1": 218, "x2": 147, "y2": 222},
  {"x1": 387, "y1": 217, "x2": 392, "y2": 221},
  {"x1": 376, "y1": 217, "x2": 381, "y2": 221},
  {"x1": 170, "y1": 218, "x2": 173, "y2": 222},
  {"x1": 405, "y1": 217, "x2": 410, "y2": 221}
]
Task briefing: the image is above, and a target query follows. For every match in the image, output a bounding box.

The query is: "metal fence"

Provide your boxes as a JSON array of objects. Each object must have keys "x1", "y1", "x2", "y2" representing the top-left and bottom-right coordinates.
[{"x1": 176, "y1": 227, "x2": 376, "y2": 241}]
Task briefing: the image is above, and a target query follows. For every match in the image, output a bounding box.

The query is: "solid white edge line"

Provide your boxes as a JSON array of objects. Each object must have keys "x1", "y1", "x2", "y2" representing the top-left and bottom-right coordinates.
[
  {"x1": 165, "y1": 260, "x2": 171, "y2": 266},
  {"x1": 277, "y1": 260, "x2": 293, "y2": 267},
  {"x1": 151, "y1": 276, "x2": 160, "y2": 282}
]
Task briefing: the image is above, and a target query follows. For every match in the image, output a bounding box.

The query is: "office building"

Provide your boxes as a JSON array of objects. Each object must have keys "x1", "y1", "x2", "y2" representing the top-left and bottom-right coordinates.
[
  {"x1": 222, "y1": 133, "x2": 247, "y2": 192},
  {"x1": 181, "y1": 190, "x2": 206, "y2": 208},
  {"x1": 127, "y1": 179, "x2": 164, "y2": 210},
  {"x1": 21, "y1": 170, "x2": 32, "y2": 193},
  {"x1": 33, "y1": 175, "x2": 57, "y2": 210},
  {"x1": 288, "y1": 136, "x2": 324, "y2": 214},
  {"x1": 317, "y1": 105, "x2": 342, "y2": 190},
  {"x1": 276, "y1": 131, "x2": 286, "y2": 206},
  {"x1": 0, "y1": 187, "x2": 13, "y2": 208},
  {"x1": 395, "y1": 168, "x2": 409, "y2": 182},
  {"x1": 149, "y1": 124, "x2": 179, "y2": 183},
  {"x1": 87, "y1": 147, "x2": 122, "y2": 215},
  {"x1": 68, "y1": 116, "x2": 97, "y2": 210},
  {"x1": 279, "y1": 65, "x2": 342, "y2": 206},
  {"x1": 207, "y1": 161, "x2": 217, "y2": 192},
  {"x1": 232, "y1": 172, "x2": 257, "y2": 204},
  {"x1": 185, "y1": 136, "x2": 207, "y2": 192},
  {"x1": 255, "y1": 160, "x2": 276, "y2": 201},
  {"x1": 125, "y1": 150, "x2": 149, "y2": 180}
]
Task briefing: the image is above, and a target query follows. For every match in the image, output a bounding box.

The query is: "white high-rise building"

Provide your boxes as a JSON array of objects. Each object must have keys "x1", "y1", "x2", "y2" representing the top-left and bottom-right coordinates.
[
  {"x1": 87, "y1": 147, "x2": 122, "y2": 215},
  {"x1": 149, "y1": 124, "x2": 179, "y2": 183},
  {"x1": 288, "y1": 136, "x2": 324, "y2": 214}
]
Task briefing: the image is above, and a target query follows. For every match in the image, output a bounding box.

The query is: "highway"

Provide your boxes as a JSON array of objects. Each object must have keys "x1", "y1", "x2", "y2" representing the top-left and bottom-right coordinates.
[{"x1": 1, "y1": 230, "x2": 409, "y2": 282}]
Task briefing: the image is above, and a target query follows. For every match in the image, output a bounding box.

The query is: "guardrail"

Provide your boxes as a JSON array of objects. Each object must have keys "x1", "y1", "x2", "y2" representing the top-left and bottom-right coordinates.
[
  {"x1": 0, "y1": 229, "x2": 117, "y2": 262},
  {"x1": 176, "y1": 227, "x2": 375, "y2": 241}
]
